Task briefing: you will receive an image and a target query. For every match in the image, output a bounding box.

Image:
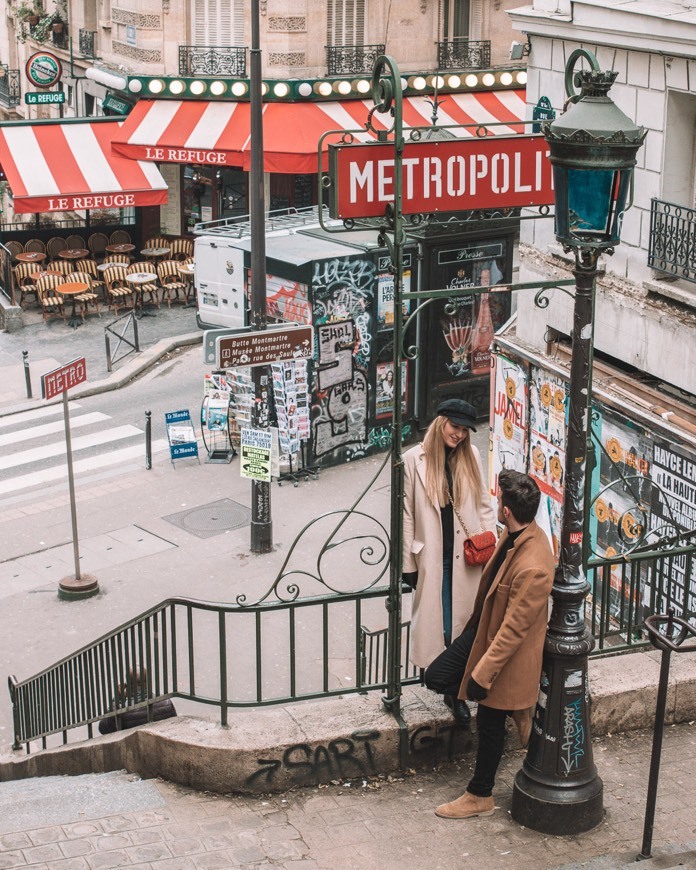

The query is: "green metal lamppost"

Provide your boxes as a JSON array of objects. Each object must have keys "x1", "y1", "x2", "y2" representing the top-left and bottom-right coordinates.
[{"x1": 511, "y1": 50, "x2": 646, "y2": 834}]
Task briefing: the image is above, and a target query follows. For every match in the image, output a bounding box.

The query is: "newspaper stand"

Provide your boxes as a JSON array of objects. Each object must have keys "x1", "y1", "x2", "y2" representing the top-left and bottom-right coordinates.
[
  {"x1": 201, "y1": 394, "x2": 236, "y2": 463},
  {"x1": 165, "y1": 409, "x2": 200, "y2": 467}
]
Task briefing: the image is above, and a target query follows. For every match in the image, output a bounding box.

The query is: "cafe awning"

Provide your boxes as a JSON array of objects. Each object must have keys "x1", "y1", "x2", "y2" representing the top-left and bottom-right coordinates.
[
  {"x1": 0, "y1": 119, "x2": 168, "y2": 214},
  {"x1": 111, "y1": 90, "x2": 527, "y2": 174}
]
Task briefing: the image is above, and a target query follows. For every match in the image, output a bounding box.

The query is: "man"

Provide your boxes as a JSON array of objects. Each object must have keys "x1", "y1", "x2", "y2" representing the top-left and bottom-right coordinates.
[{"x1": 423, "y1": 469, "x2": 554, "y2": 820}]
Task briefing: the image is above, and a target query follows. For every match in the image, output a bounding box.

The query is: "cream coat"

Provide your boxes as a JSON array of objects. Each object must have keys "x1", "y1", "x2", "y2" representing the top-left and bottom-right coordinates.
[
  {"x1": 459, "y1": 520, "x2": 555, "y2": 711},
  {"x1": 403, "y1": 443, "x2": 496, "y2": 668}
]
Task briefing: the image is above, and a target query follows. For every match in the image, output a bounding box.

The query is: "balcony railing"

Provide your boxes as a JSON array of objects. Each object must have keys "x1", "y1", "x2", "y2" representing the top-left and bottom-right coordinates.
[
  {"x1": 648, "y1": 197, "x2": 696, "y2": 283},
  {"x1": 437, "y1": 38, "x2": 491, "y2": 70},
  {"x1": 178, "y1": 45, "x2": 247, "y2": 77},
  {"x1": 0, "y1": 65, "x2": 20, "y2": 107},
  {"x1": 79, "y1": 29, "x2": 96, "y2": 59},
  {"x1": 326, "y1": 43, "x2": 385, "y2": 76}
]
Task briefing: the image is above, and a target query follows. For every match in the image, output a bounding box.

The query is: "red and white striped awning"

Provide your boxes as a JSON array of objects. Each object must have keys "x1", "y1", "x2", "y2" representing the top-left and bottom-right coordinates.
[
  {"x1": 111, "y1": 90, "x2": 527, "y2": 174},
  {"x1": 0, "y1": 120, "x2": 168, "y2": 214}
]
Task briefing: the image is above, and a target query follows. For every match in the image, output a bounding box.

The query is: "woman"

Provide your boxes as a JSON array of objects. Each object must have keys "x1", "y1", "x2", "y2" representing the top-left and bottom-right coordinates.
[{"x1": 403, "y1": 399, "x2": 496, "y2": 722}]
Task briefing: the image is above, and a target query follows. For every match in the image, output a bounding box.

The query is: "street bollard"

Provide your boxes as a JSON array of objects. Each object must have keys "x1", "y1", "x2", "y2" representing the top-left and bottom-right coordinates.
[
  {"x1": 145, "y1": 410, "x2": 152, "y2": 470},
  {"x1": 22, "y1": 350, "x2": 32, "y2": 399},
  {"x1": 639, "y1": 609, "x2": 696, "y2": 860},
  {"x1": 105, "y1": 334, "x2": 112, "y2": 373}
]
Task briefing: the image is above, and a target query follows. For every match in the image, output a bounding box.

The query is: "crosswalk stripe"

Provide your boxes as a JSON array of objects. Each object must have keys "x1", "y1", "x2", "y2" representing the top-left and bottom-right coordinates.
[
  {"x1": 0, "y1": 440, "x2": 170, "y2": 495},
  {"x1": 0, "y1": 403, "x2": 81, "y2": 430},
  {"x1": 0, "y1": 425, "x2": 144, "y2": 471},
  {"x1": 0, "y1": 412, "x2": 109, "y2": 448}
]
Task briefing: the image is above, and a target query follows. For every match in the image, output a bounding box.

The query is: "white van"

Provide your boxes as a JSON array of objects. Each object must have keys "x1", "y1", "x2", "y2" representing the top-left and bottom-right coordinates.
[{"x1": 194, "y1": 207, "x2": 330, "y2": 330}]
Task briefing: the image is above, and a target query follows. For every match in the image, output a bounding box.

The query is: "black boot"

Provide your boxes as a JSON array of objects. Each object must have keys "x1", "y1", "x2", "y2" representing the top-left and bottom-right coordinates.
[{"x1": 444, "y1": 694, "x2": 471, "y2": 724}]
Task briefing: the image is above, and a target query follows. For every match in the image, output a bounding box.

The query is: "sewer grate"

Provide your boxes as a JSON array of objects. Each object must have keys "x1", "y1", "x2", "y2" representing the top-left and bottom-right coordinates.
[{"x1": 163, "y1": 498, "x2": 251, "y2": 539}]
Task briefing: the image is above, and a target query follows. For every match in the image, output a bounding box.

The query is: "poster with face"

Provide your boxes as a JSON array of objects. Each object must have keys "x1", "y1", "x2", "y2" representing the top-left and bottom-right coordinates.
[
  {"x1": 490, "y1": 353, "x2": 528, "y2": 510},
  {"x1": 375, "y1": 361, "x2": 408, "y2": 419}
]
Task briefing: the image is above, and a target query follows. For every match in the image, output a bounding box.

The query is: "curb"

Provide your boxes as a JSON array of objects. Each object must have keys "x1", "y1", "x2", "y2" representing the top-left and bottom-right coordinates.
[
  {"x1": 1, "y1": 651, "x2": 695, "y2": 793},
  {"x1": 0, "y1": 331, "x2": 203, "y2": 419}
]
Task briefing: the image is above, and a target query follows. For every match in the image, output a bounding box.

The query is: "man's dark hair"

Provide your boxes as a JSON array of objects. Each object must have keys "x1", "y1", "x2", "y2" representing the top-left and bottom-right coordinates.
[{"x1": 498, "y1": 469, "x2": 541, "y2": 524}]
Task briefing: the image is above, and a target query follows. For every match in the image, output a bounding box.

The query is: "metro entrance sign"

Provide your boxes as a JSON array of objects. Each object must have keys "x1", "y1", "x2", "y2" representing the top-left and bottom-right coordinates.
[
  {"x1": 328, "y1": 134, "x2": 554, "y2": 219},
  {"x1": 41, "y1": 357, "x2": 86, "y2": 400}
]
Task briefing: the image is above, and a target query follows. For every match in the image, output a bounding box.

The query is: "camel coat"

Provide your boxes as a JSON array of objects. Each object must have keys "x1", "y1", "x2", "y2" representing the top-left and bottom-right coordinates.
[
  {"x1": 403, "y1": 443, "x2": 496, "y2": 668},
  {"x1": 459, "y1": 520, "x2": 555, "y2": 711}
]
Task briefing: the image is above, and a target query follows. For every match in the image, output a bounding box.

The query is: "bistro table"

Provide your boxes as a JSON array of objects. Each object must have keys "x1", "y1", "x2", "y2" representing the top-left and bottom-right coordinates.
[
  {"x1": 58, "y1": 281, "x2": 90, "y2": 329},
  {"x1": 59, "y1": 248, "x2": 90, "y2": 261},
  {"x1": 15, "y1": 252, "x2": 46, "y2": 264},
  {"x1": 30, "y1": 268, "x2": 62, "y2": 282},
  {"x1": 126, "y1": 272, "x2": 158, "y2": 317},
  {"x1": 140, "y1": 246, "x2": 170, "y2": 264},
  {"x1": 105, "y1": 243, "x2": 135, "y2": 255},
  {"x1": 177, "y1": 262, "x2": 196, "y2": 304}
]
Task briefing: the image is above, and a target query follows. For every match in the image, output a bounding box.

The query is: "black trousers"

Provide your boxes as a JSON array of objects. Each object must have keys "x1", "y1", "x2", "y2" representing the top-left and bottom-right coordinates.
[{"x1": 424, "y1": 629, "x2": 510, "y2": 798}]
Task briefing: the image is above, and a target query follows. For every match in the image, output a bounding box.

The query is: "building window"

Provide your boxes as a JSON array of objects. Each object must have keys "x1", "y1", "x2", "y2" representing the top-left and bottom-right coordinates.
[
  {"x1": 441, "y1": 0, "x2": 483, "y2": 41},
  {"x1": 192, "y1": 0, "x2": 244, "y2": 45},
  {"x1": 327, "y1": 0, "x2": 366, "y2": 47}
]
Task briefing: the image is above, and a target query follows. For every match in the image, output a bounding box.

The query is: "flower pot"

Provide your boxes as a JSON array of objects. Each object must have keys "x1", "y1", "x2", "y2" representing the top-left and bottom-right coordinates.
[{"x1": 52, "y1": 22, "x2": 63, "y2": 33}]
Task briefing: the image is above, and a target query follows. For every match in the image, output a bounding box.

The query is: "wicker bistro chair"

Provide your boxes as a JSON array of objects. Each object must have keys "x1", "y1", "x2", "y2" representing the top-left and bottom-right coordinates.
[
  {"x1": 64, "y1": 271, "x2": 100, "y2": 320},
  {"x1": 88, "y1": 232, "x2": 109, "y2": 261},
  {"x1": 157, "y1": 259, "x2": 187, "y2": 308},
  {"x1": 46, "y1": 236, "x2": 68, "y2": 261},
  {"x1": 103, "y1": 265, "x2": 134, "y2": 314},
  {"x1": 127, "y1": 261, "x2": 159, "y2": 309},
  {"x1": 143, "y1": 236, "x2": 169, "y2": 250},
  {"x1": 103, "y1": 253, "x2": 130, "y2": 267},
  {"x1": 65, "y1": 234, "x2": 86, "y2": 250},
  {"x1": 24, "y1": 238, "x2": 47, "y2": 255},
  {"x1": 168, "y1": 238, "x2": 194, "y2": 260},
  {"x1": 35, "y1": 273, "x2": 65, "y2": 322},
  {"x1": 5, "y1": 240, "x2": 24, "y2": 259},
  {"x1": 13, "y1": 262, "x2": 39, "y2": 307},
  {"x1": 76, "y1": 258, "x2": 106, "y2": 298},
  {"x1": 109, "y1": 229, "x2": 132, "y2": 246},
  {"x1": 52, "y1": 259, "x2": 75, "y2": 277}
]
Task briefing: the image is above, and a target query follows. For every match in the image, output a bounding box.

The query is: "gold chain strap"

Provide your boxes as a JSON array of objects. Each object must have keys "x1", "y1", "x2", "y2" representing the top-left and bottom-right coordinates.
[{"x1": 448, "y1": 492, "x2": 472, "y2": 538}]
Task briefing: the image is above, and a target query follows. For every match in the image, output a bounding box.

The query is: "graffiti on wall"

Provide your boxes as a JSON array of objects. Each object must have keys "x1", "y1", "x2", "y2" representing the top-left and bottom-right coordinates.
[{"x1": 311, "y1": 256, "x2": 376, "y2": 460}]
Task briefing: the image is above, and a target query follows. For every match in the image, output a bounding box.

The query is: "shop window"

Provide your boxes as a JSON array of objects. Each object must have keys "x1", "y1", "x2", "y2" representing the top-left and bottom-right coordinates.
[{"x1": 269, "y1": 174, "x2": 317, "y2": 212}]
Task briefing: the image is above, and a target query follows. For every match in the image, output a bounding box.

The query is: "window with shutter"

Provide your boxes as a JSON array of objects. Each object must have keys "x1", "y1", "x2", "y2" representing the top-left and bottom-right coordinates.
[
  {"x1": 327, "y1": 0, "x2": 366, "y2": 47},
  {"x1": 441, "y1": 0, "x2": 484, "y2": 39},
  {"x1": 193, "y1": 0, "x2": 244, "y2": 45}
]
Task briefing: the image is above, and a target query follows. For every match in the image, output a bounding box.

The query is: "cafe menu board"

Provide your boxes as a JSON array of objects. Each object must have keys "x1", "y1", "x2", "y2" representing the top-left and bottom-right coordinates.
[{"x1": 271, "y1": 359, "x2": 310, "y2": 458}]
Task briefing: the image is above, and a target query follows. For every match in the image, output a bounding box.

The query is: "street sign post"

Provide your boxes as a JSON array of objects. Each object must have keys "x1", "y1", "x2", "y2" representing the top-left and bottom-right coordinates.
[
  {"x1": 41, "y1": 358, "x2": 98, "y2": 599},
  {"x1": 328, "y1": 134, "x2": 554, "y2": 220},
  {"x1": 216, "y1": 324, "x2": 313, "y2": 369}
]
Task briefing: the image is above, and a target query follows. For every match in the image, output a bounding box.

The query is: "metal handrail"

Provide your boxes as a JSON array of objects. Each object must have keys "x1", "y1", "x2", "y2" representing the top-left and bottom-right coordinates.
[
  {"x1": 647, "y1": 196, "x2": 696, "y2": 283},
  {"x1": 8, "y1": 586, "x2": 421, "y2": 752}
]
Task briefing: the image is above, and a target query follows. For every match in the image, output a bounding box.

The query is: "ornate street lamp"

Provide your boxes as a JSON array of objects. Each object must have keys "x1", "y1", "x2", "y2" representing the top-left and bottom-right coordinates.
[{"x1": 511, "y1": 49, "x2": 646, "y2": 834}]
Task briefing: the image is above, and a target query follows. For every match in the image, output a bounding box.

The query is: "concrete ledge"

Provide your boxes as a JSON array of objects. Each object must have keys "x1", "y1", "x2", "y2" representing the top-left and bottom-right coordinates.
[
  {"x1": 0, "y1": 294, "x2": 23, "y2": 333},
  {"x1": 2, "y1": 649, "x2": 695, "y2": 794}
]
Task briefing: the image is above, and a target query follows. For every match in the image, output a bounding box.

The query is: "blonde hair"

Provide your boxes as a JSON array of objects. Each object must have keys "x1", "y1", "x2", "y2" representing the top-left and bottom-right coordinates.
[{"x1": 422, "y1": 415, "x2": 482, "y2": 509}]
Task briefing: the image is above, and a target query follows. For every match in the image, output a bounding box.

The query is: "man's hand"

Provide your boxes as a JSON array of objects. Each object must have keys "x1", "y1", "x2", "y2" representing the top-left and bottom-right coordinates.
[{"x1": 466, "y1": 677, "x2": 488, "y2": 702}]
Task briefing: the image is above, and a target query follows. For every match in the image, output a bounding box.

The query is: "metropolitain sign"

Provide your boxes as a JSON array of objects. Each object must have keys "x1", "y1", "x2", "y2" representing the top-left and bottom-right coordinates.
[{"x1": 328, "y1": 134, "x2": 554, "y2": 219}]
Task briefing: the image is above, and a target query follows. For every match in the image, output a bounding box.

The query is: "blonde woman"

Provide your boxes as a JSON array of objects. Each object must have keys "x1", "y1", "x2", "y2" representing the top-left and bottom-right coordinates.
[{"x1": 403, "y1": 399, "x2": 496, "y2": 722}]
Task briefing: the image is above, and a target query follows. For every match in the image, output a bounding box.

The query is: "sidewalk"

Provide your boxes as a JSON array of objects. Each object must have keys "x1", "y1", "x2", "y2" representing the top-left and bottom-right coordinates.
[
  {"x1": 1, "y1": 723, "x2": 695, "y2": 869},
  {"x1": 0, "y1": 303, "x2": 201, "y2": 413}
]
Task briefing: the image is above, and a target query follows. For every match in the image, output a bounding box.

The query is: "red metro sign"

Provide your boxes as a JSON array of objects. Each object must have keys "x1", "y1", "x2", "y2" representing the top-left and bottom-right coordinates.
[{"x1": 328, "y1": 134, "x2": 554, "y2": 219}]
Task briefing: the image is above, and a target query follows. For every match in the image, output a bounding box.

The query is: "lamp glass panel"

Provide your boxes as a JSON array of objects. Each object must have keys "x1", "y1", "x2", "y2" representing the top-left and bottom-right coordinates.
[{"x1": 566, "y1": 168, "x2": 617, "y2": 237}]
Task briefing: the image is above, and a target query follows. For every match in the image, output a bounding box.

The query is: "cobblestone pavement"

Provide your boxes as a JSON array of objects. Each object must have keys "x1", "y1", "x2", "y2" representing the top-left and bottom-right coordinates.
[{"x1": 1, "y1": 723, "x2": 695, "y2": 869}]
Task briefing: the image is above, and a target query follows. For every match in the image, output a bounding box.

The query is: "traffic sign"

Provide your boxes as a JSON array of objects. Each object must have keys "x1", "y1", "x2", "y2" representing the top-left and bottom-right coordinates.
[
  {"x1": 216, "y1": 324, "x2": 313, "y2": 369},
  {"x1": 41, "y1": 357, "x2": 86, "y2": 400},
  {"x1": 25, "y1": 91, "x2": 65, "y2": 105}
]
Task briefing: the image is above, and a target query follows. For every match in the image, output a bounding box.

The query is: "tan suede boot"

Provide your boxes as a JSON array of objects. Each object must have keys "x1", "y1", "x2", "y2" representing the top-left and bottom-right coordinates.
[
  {"x1": 435, "y1": 791, "x2": 495, "y2": 819},
  {"x1": 512, "y1": 706, "x2": 534, "y2": 748}
]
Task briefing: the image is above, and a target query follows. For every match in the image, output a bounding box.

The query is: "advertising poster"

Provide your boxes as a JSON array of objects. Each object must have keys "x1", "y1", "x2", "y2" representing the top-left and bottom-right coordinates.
[
  {"x1": 377, "y1": 256, "x2": 411, "y2": 329},
  {"x1": 240, "y1": 428, "x2": 273, "y2": 482},
  {"x1": 649, "y1": 440, "x2": 696, "y2": 613},
  {"x1": 375, "y1": 361, "x2": 408, "y2": 419},
  {"x1": 528, "y1": 366, "x2": 568, "y2": 559},
  {"x1": 490, "y1": 353, "x2": 528, "y2": 508},
  {"x1": 588, "y1": 410, "x2": 652, "y2": 619}
]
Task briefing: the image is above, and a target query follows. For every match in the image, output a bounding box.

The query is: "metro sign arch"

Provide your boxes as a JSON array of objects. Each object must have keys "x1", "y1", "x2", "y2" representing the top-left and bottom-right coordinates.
[{"x1": 327, "y1": 134, "x2": 554, "y2": 220}]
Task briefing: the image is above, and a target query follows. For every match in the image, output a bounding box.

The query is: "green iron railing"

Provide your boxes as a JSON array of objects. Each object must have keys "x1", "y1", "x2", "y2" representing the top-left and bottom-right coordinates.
[{"x1": 9, "y1": 587, "x2": 422, "y2": 753}]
